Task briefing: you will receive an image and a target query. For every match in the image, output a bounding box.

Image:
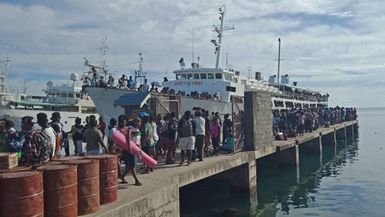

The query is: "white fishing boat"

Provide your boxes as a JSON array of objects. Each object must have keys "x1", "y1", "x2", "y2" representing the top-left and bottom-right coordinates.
[{"x1": 0, "y1": 58, "x2": 99, "y2": 131}]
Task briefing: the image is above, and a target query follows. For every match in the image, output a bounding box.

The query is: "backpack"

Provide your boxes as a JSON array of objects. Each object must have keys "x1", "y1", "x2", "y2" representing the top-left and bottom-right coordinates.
[
  {"x1": 179, "y1": 118, "x2": 194, "y2": 137},
  {"x1": 19, "y1": 130, "x2": 52, "y2": 166}
]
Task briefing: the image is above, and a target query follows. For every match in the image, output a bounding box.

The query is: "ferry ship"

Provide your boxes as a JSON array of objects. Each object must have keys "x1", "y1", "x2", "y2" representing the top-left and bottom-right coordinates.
[
  {"x1": 0, "y1": 59, "x2": 98, "y2": 131},
  {"x1": 83, "y1": 6, "x2": 328, "y2": 123}
]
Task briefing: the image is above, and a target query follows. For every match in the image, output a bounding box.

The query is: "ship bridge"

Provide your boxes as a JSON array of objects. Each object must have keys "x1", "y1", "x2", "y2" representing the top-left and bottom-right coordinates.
[{"x1": 162, "y1": 68, "x2": 245, "y2": 103}]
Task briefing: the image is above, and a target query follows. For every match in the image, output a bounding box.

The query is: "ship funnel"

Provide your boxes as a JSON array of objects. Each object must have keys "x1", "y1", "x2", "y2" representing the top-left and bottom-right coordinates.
[
  {"x1": 281, "y1": 74, "x2": 289, "y2": 85},
  {"x1": 268, "y1": 75, "x2": 276, "y2": 84}
]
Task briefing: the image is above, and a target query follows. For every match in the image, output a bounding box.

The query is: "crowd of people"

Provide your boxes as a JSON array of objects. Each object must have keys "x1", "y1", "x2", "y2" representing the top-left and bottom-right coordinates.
[
  {"x1": 82, "y1": 71, "x2": 223, "y2": 101},
  {"x1": 0, "y1": 109, "x2": 234, "y2": 186},
  {"x1": 0, "y1": 106, "x2": 357, "y2": 186},
  {"x1": 272, "y1": 107, "x2": 357, "y2": 139},
  {"x1": 0, "y1": 112, "x2": 109, "y2": 166}
]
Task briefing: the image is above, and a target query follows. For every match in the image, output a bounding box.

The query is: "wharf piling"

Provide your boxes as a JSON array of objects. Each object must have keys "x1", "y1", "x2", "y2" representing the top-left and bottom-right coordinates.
[{"x1": 85, "y1": 91, "x2": 358, "y2": 217}]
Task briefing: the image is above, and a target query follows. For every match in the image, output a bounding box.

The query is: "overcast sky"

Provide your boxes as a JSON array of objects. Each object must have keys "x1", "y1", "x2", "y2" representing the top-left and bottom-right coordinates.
[{"x1": 1, "y1": 0, "x2": 384, "y2": 107}]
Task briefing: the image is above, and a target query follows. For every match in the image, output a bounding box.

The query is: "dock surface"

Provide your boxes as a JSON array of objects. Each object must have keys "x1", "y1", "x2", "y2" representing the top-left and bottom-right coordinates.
[{"x1": 86, "y1": 120, "x2": 358, "y2": 217}]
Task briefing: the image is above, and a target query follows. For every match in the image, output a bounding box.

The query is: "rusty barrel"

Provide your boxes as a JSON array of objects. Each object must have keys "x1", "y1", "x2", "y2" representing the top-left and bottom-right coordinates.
[
  {"x1": 86, "y1": 155, "x2": 118, "y2": 204},
  {"x1": 64, "y1": 159, "x2": 100, "y2": 215},
  {"x1": 0, "y1": 171, "x2": 44, "y2": 217},
  {"x1": 38, "y1": 165, "x2": 78, "y2": 217}
]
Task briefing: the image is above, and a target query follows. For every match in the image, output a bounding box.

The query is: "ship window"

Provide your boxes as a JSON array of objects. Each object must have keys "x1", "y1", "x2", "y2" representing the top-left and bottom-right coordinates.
[
  {"x1": 193, "y1": 74, "x2": 199, "y2": 79},
  {"x1": 233, "y1": 77, "x2": 238, "y2": 83},
  {"x1": 181, "y1": 74, "x2": 186, "y2": 80},
  {"x1": 68, "y1": 93, "x2": 74, "y2": 98},
  {"x1": 76, "y1": 94, "x2": 80, "y2": 98},
  {"x1": 56, "y1": 93, "x2": 61, "y2": 97},
  {"x1": 215, "y1": 73, "x2": 223, "y2": 79},
  {"x1": 200, "y1": 73, "x2": 207, "y2": 79},
  {"x1": 61, "y1": 93, "x2": 67, "y2": 97},
  {"x1": 224, "y1": 74, "x2": 232, "y2": 81},
  {"x1": 187, "y1": 74, "x2": 193, "y2": 79},
  {"x1": 176, "y1": 74, "x2": 181, "y2": 80},
  {"x1": 208, "y1": 73, "x2": 214, "y2": 79}
]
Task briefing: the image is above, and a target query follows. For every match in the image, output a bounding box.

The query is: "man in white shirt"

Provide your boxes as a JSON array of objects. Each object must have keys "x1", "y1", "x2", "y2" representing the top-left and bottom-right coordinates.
[
  {"x1": 37, "y1": 112, "x2": 56, "y2": 158},
  {"x1": 142, "y1": 79, "x2": 150, "y2": 92},
  {"x1": 193, "y1": 110, "x2": 205, "y2": 161}
]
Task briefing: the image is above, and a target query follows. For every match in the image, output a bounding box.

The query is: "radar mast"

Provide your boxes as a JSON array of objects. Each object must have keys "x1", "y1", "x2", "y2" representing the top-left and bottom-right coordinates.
[{"x1": 211, "y1": 5, "x2": 234, "y2": 69}]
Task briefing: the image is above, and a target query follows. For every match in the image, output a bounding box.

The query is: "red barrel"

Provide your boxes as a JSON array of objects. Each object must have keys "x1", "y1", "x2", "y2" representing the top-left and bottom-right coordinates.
[
  {"x1": 38, "y1": 165, "x2": 78, "y2": 217},
  {"x1": 0, "y1": 171, "x2": 44, "y2": 217},
  {"x1": 64, "y1": 160, "x2": 100, "y2": 215},
  {"x1": 86, "y1": 155, "x2": 118, "y2": 204}
]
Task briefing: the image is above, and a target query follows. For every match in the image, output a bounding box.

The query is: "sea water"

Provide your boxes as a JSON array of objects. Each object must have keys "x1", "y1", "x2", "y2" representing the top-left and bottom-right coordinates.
[{"x1": 180, "y1": 108, "x2": 385, "y2": 217}]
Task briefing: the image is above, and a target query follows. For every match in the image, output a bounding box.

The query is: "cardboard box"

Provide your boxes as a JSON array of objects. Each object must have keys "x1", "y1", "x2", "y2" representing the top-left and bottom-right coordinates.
[{"x1": 0, "y1": 153, "x2": 18, "y2": 170}]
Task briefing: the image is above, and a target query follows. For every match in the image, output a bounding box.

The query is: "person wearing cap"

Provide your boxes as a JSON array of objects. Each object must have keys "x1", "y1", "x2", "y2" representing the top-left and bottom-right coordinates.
[
  {"x1": 37, "y1": 112, "x2": 56, "y2": 158},
  {"x1": 82, "y1": 118, "x2": 108, "y2": 155},
  {"x1": 19, "y1": 115, "x2": 47, "y2": 165}
]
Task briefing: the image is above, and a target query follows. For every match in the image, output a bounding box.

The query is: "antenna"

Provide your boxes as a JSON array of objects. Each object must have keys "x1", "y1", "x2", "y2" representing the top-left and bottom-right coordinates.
[
  {"x1": 135, "y1": 53, "x2": 146, "y2": 87},
  {"x1": 225, "y1": 53, "x2": 229, "y2": 69},
  {"x1": 0, "y1": 57, "x2": 10, "y2": 93},
  {"x1": 99, "y1": 37, "x2": 108, "y2": 78},
  {"x1": 191, "y1": 11, "x2": 196, "y2": 65},
  {"x1": 211, "y1": 5, "x2": 234, "y2": 69},
  {"x1": 275, "y1": 38, "x2": 283, "y2": 84},
  {"x1": 0, "y1": 57, "x2": 11, "y2": 76},
  {"x1": 23, "y1": 80, "x2": 27, "y2": 94}
]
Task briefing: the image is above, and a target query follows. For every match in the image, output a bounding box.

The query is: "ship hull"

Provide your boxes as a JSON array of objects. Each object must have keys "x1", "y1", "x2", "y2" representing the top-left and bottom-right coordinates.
[
  {"x1": 84, "y1": 87, "x2": 126, "y2": 122},
  {"x1": 85, "y1": 87, "x2": 242, "y2": 121}
]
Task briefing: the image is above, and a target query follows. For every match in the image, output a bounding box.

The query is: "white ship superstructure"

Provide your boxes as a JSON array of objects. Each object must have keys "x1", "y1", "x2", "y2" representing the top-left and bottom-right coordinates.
[
  {"x1": 0, "y1": 59, "x2": 98, "y2": 131},
  {"x1": 83, "y1": 6, "x2": 328, "y2": 123}
]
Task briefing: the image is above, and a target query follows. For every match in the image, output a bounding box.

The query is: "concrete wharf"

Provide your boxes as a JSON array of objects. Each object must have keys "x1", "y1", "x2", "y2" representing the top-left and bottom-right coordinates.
[
  {"x1": 86, "y1": 91, "x2": 358, "y2": 217},
  {"x1": 87, "y1": 121, "x2": 358, "y2": 217}
]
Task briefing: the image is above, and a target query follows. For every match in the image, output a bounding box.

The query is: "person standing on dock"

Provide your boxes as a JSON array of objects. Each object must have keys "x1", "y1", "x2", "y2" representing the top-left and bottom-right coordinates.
[
  {"x1": 98, "y1": 116, "x2": 106, "y2": 140},
  {"x1": 140, "y1": 116, "x2": 154, "y2": 173},
  {"x1": 193, "y1": 111, "x2": 205, "y2": 161},
  {"x1": 222, "y1": 114, "x2": 232, "y2": 145},
  {"x1": 37, "y1": 113, "x2": 56, "y2": 158},
  {"x1": 50, "y1": 112, "x2": 63, "y2": 158},
  {"x1": 119, "y1": 115, "x2": 142, "y2": 186},
  {"x1": 165, "y1": 112, "x2": 178, "y2": 164},
  {"x1": 19, "y1": 116, "x2": 51, "y2": 165},
  {"x1": 82, "y1": 118, "x2": 108, "y2": 155},
  {"x1": 70, "y1": 117, "x2": 84, "y2": 155},
  {"x1": 107, "y1": 118, "x2": 117, "y2": 152},
  {"x1": 178, "y1": 111, "x2": 196, "y2": 166},
  {"x1": 210, "y1": 117, "x2": 221, "y2": 156}
]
